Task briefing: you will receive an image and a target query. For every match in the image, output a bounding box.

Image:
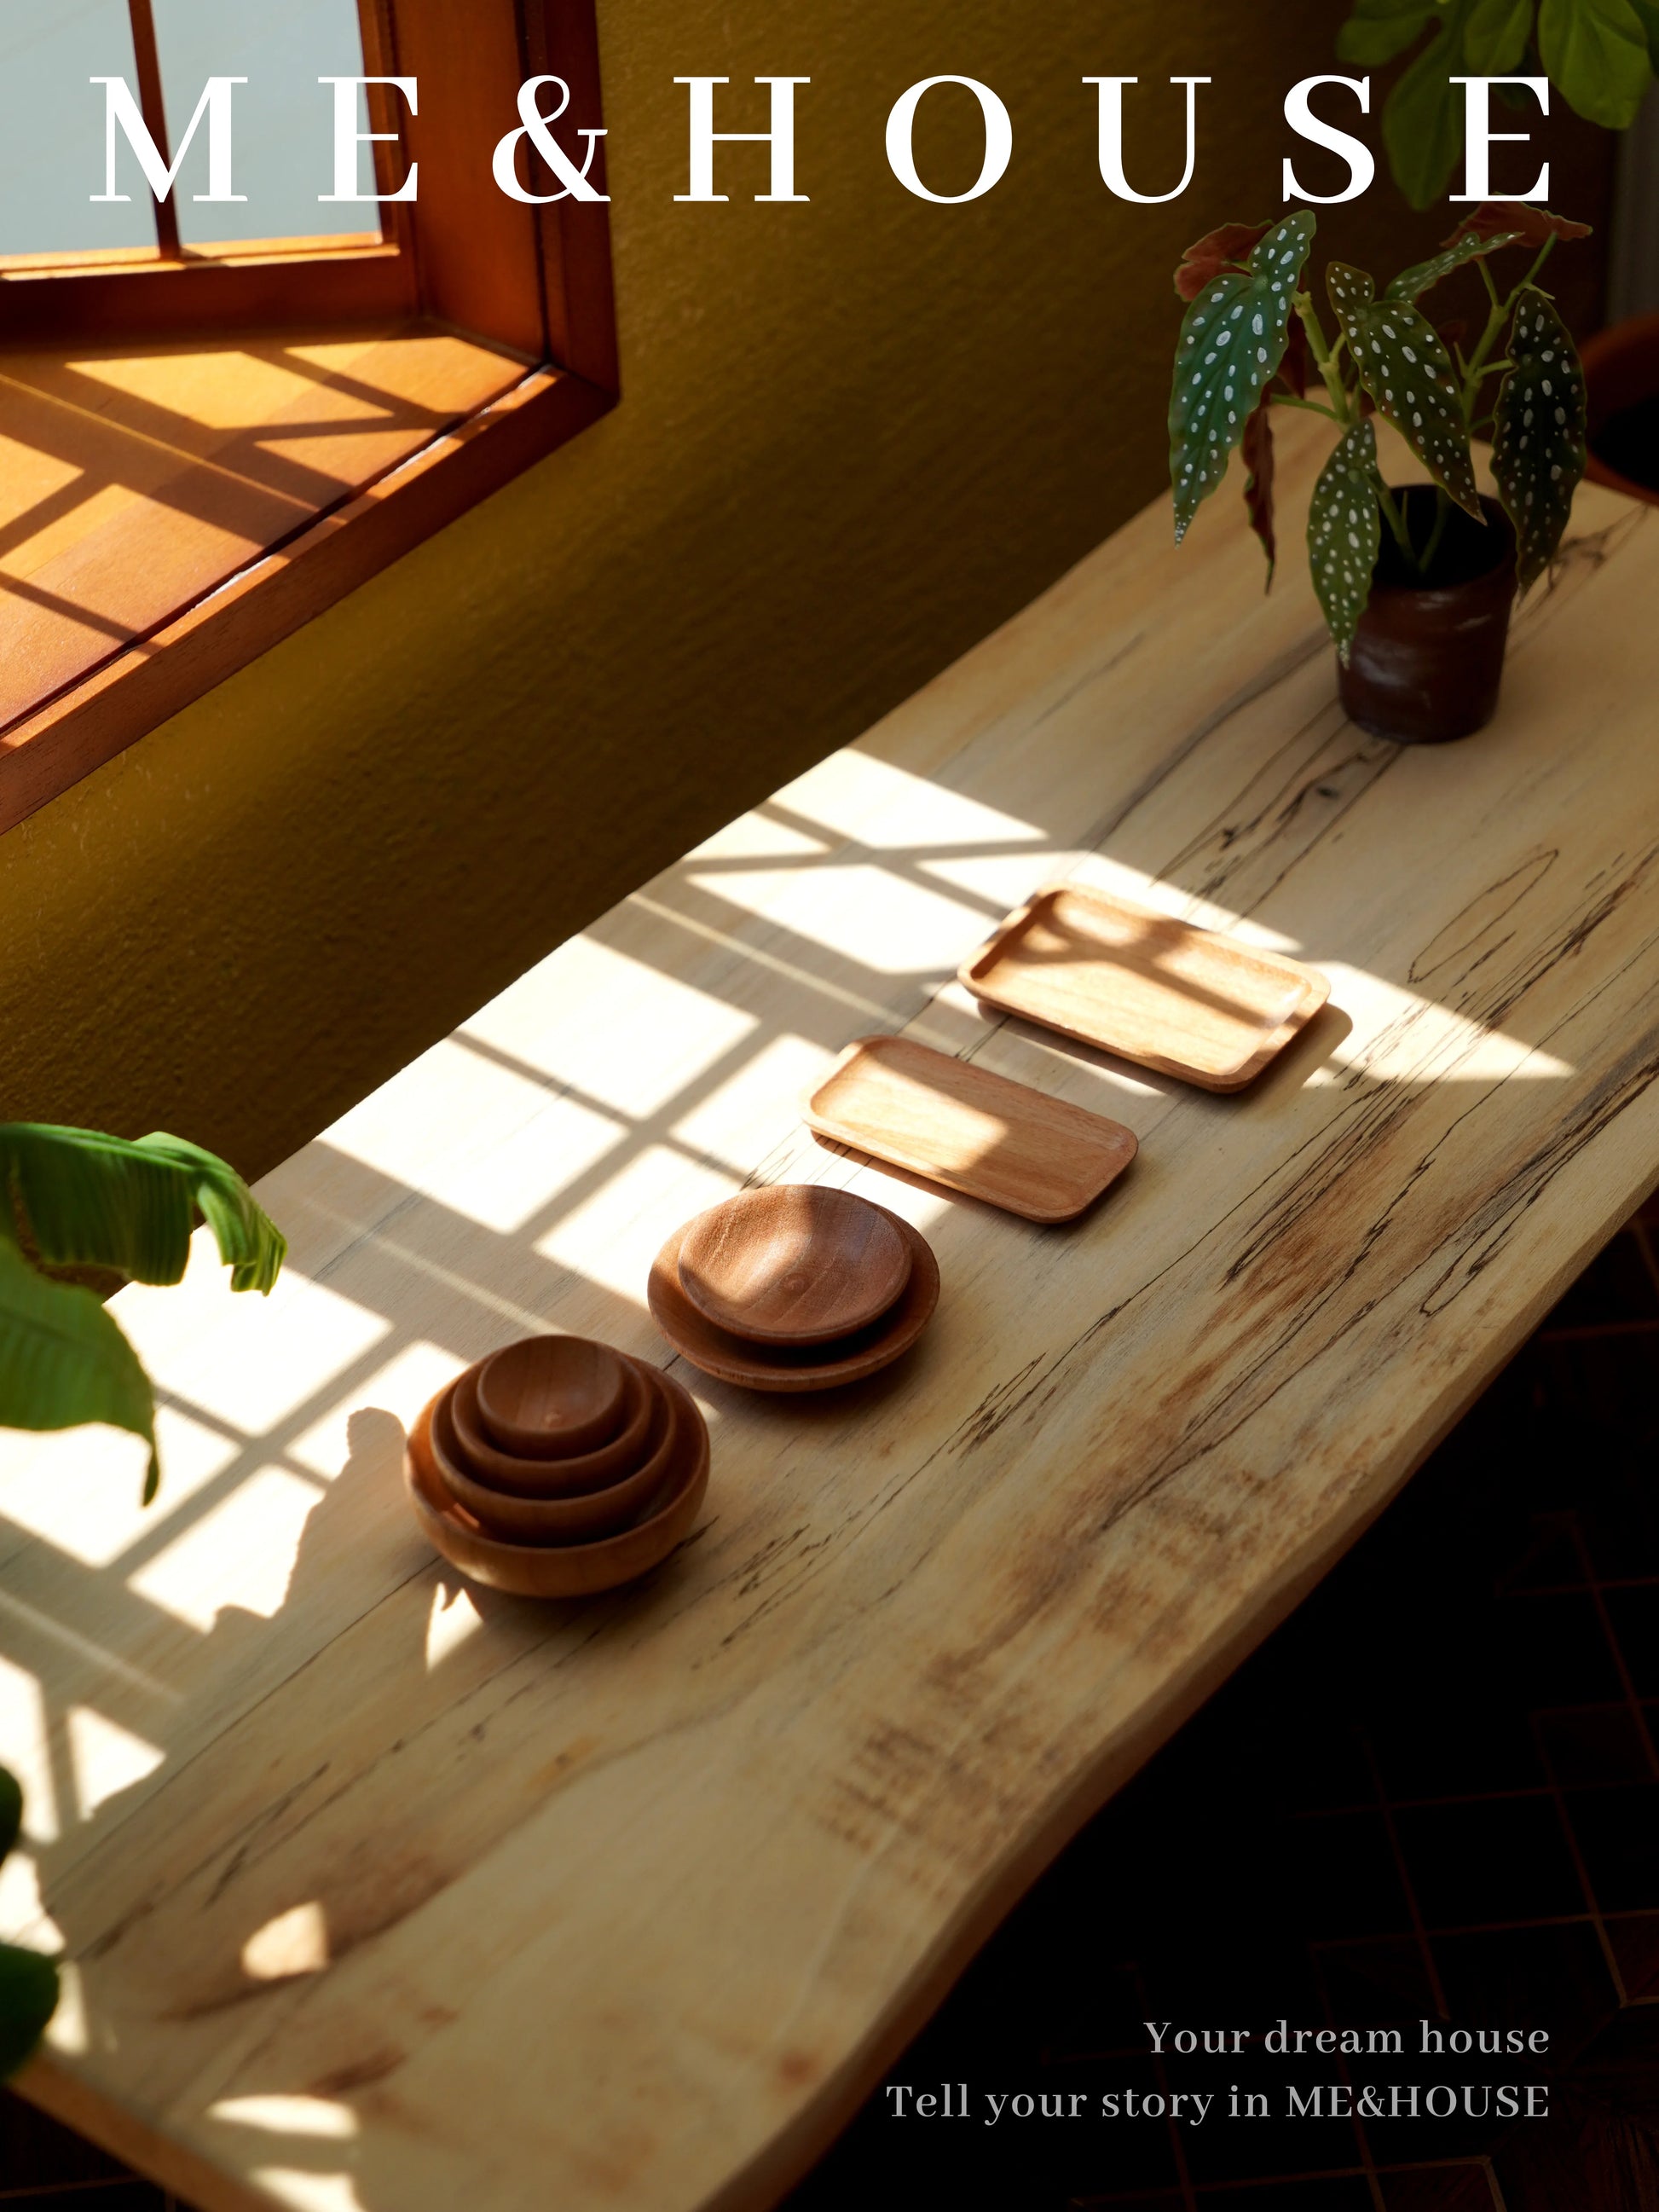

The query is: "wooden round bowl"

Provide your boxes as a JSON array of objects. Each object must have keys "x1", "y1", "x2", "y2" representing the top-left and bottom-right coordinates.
[
  {"x1": 649, "y1": 1206, "x2": 939, "y2": 1392},
  {"x1": 676, "y1": 1183, "x2": 912, "y2": 1346},
  {"x1": 405, "y1": 1369, "x2": 709, "y2": 1598},
  {"x1": 449, "y1": 1356, "x2": 653, "y2": 1496},
  {"x1": 475, "y1": 1335, "x2": 630, "y2": 1458},
  {"x1": 430, "y1": 1367, "x2": 678, "y2": 1543}
]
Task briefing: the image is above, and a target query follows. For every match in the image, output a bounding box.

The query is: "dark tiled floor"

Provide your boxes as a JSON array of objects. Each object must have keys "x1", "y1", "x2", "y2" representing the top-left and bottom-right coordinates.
[
  {"x1": 784, "y1": 1197, "x2": 1659, "y2": 2212},
  {"x1": 5, "y1": 1203, "x2": 1658, "y2": 2210}
]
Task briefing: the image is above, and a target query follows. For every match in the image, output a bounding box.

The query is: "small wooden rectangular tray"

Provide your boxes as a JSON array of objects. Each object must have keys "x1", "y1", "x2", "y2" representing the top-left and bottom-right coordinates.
[
  {"x1": 958, "y1": 883, "x2": 1329, "y2": 1092},
  {"x1": 804, "y1": 1034, "x2": 1137, "y2": 1224}
]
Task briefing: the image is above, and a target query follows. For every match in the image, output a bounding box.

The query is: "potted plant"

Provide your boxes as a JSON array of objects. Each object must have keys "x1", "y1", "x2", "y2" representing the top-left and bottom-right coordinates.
[
  {"x1": 0, "y1": 1121, "x2": 285, "y2": 2076},
  {"x1": 1170, "y1": 205, "x2": 1591, "y2": 743}
]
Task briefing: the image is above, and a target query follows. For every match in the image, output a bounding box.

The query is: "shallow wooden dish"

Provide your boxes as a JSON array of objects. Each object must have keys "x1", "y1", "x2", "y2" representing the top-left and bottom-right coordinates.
[
  {"x1": 429, "y1": 1369, "x2": 678, "y2": 1543},
  {"x1": 405, "y1": 1369, "x2": 709, "y2": 1597},
  {"x1": 805, "y1": 1034, "x2": 1138, "y2": 1223},
  {"x1": 450, "y1": 1357, "x2": 653, "y2": 1496},
  {"x1": 959, "y1": 883, "x2": 1329, "y2": 1092},
  {"x1": 676, "y1": 1183, "x2": 912, "y2": 1345},
  {"x1": 476, "y1": 1334, "x2": 631, "y2": 1457},
  {"x1": 650, "y1": 1207, "x2": 939, "y2": 1392}
]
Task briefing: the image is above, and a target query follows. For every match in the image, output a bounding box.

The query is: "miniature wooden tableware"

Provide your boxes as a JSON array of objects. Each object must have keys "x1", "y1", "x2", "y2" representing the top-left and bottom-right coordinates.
[
  {"x1": 449, "y1": 1357, "x2": 653, "y2": 1496},
  {"x1": 429, "y1": 1369, "x2": 678, "y2": 1543},
  {"x1": 650, "y1": 1202, "x2": 939, "y2": 1393},
  {"x1": 959, "y1": 883, "x2": 1329, "y2": 1092},
  {"x1": 804, "y1": 1034, "x2": 1139, "y2": 1223},
  {"x1": 475, "y1": 1334, "x2": 630, "y2": 1457},
  {"x1": 676, "y1": 1183, "x2": 912, "y2": 1345},
  {"x1": 405, "y1": 1368, "x2": 709, "y2": 1598}
]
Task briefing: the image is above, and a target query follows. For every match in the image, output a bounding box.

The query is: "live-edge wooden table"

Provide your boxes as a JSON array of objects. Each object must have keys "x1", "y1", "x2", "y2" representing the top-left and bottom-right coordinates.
[{"x1": 4, "y1": 414, "x2": 1657, "y2": 2212}]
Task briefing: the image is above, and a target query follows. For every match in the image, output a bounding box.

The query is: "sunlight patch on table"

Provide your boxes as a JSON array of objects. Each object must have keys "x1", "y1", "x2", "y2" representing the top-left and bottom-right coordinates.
[
  {"x1": 464, "y1": 935, "x2": 759, "y2": 1115},
  {"x1": 242, "y1": 1899, "x2": 330, "y2": 1981},
  {"x1": 1066, "y1": 852, "x2": 1302, "y2": 951},
  {"x1": 777, "y1": 748, "x2": 1049, "y2": 850},
  {"x1": 118, "y1": 1256, "x2": 391, "y2": 1433},
  {"x1": 920, "y1": 848, "x2": 1068, "y2": 909},
  {"x1": 688, "y1": 811, "x2": 829, "y2": 863},
  {"x1": 0, "y1": 1849, "x2": 63, "y2": 1954},
  {"x1": 254, "y1": 2174, "x2": 364, "y2": 2212},
  {"x1": 0, "y1": 1655, "x2": 54, "y2": 1844},
  {"x1": 1319, "y1": 965, "x2": 1575, "y2": 1082},
  {"x1": 0, "y1": 1407, "x2": 238, "y2": 1569},
  {"x1": 288, "y1": 1341, "x2": 459, "y2": 1479},
  {"x1": 686, "y1": 860, "x2": 991, "y2": 976},
  {"x1": 67, "y1": 1704, "x2": 164, "y2": 1821},
  {"x1": 425, "y1": 1581, "x2": 484, "y2": 1671},
  {"x1": 536, "y1": 1145, "x2": 740, "y2": 1300},
  {"x1": 212, "y1": 2095, "x2": 360, "y2": 2140},
  {"x1": 324, "y1": 1038, "x2": 627, "y2": 1233},
  {"x1": 670, "y1": 1033, "x2": 834, "y2": 1171},
  {"x1": 128, "y1": 1467, "x2": 321, "y2": 1633}
]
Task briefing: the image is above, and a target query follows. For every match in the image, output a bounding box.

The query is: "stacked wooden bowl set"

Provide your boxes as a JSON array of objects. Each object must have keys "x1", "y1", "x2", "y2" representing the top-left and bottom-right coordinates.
[{"x1": 406, "y1": 883, "x2": 1330, "y2": 1597}]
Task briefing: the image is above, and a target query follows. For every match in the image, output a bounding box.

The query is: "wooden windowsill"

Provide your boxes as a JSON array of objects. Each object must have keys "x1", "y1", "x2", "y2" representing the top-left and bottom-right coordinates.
[{"x1": 0, "y1": 321, "x2": 614, "y2": 835}]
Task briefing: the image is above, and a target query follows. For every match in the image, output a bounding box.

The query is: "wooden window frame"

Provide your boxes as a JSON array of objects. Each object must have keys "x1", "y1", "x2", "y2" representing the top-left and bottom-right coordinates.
[{"x1": 0, "y1": 0, "x2": 617, "y2": 835}]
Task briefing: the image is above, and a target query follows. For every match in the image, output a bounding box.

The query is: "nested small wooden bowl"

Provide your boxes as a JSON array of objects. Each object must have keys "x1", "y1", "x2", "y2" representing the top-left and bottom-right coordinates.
[
  {"x1": 676, "y1": 1183, "x2": 912, "y2": 1345},
  {"x1": 406, "y1": 1364, "x2": 709, "y2": 1598},
  {"x1": 449, "y1": 1357, "x2": 654, "y2": 1496},
  {"x1": 650, "y1": 1187, "x2": 939, "y2": 1393},
  {"x1": 431, "y1": 1368, "x2": 676, "y2": 1543},
  {"x1": 474, "y1": 1335, "x2": 631, "y2": 1458}
]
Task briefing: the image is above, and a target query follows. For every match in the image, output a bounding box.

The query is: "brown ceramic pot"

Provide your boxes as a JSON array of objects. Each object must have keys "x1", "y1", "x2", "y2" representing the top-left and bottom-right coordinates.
[
  {"x1": 1338, "y1": 489, "x2": 1516, "y2": 746},
  {"x1": 1581, "y1": 312, "x2": 1659, "y2": 506}
]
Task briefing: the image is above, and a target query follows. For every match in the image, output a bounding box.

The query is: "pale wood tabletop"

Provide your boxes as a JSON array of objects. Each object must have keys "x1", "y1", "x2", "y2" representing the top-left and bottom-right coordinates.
[{"x1": 4, "y1": 413, "x2": 1656, "y2": 2212}]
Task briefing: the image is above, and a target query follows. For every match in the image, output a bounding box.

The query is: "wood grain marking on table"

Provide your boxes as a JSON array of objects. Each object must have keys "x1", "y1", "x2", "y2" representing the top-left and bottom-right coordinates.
[{"x1": 2, "y1": 414, "x2": 1657, "y2": 2212}]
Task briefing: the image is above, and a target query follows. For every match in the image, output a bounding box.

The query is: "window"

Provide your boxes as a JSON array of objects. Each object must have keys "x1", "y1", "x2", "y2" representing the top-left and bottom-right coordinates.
[{"x1": 0, "y1": 0, "x2": 616, "y2": 832}]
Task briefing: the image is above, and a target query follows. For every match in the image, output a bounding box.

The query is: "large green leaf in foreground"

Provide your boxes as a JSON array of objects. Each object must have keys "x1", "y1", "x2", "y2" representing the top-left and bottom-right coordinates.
[
  {"x1": 0, "y1": 1768, "x2": 59, "y2": 2080},
  {"x1": 0, "y1": 1236, "x2": 158, "y2": 1493},
  {"x1": 1170, "y1": 211, "x2": 1314, "y2": 543},
  {"x1": 0, "y1": 1125, "x2": 284, "y2": 1292}
]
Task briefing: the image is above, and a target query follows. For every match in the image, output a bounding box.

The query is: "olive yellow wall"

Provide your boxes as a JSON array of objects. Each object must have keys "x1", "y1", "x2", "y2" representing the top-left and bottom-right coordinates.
[{"x1": 0, "y1": 1, "x2": 1614, "y2": 1175}]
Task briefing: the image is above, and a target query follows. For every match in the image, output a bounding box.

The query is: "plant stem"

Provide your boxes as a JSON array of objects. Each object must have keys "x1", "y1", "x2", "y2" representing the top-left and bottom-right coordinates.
[
  {"x1": 1460, "y1": 238, "x2": 1555, "y2": 421},
  {"x1": 1374, "y1": 478, "x2": 1416, "y2": 563},
  {"x1": 1418, "y1": 486, "x2": 1454, "y2": 579},
  {"x1": 1269, "y1": 392, "x2": 1343, "y2": 420},
  {"x1": 1294, "y1": 292, "x2": 1356, "y2": 426}
]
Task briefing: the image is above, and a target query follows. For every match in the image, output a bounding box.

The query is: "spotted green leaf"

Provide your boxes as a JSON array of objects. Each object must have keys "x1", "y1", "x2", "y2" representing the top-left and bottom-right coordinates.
[
  {"x1": 1385, "y1": 228, "x2": 1522, "y2": 302},
  {"x1": 1308, "y1": 420, "x2": 1383, "y2": 661},
  {"x1": 1327, "y1": 263, "x2": 1480, "y2": 517},
  {"x1": 1491, "y1": 288, "x2": 1587, "y2": 588},
  {"x1": 1170, "y1": 211, "x2": 1315, "y2": 543}
]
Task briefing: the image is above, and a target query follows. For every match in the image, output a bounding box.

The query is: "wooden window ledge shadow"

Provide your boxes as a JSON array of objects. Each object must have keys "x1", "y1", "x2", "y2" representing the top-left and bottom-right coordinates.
[{"x1": 0, "y1": 0, "x2": 616, "y2": 837}]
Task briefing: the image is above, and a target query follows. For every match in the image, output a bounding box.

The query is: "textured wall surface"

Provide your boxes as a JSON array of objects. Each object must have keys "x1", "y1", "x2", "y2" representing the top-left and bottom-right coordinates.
[{"x1": 0, "y1": 1, "x2": 1615, "y2": 1174}]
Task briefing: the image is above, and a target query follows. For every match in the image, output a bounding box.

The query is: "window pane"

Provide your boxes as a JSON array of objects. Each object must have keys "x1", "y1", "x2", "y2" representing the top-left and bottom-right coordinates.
[
  {"x1": 0, "y1": 0, "x2": 154, "y2": 255},
  {"x1": 152, "y1": 0, "x2": 375, "y2": 247}
]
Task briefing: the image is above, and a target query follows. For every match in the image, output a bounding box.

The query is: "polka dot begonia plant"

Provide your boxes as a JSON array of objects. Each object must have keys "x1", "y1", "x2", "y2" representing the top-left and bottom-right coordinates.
[{"x1": 1167, "y1": 205, "x2": 1592, "y2": 660}]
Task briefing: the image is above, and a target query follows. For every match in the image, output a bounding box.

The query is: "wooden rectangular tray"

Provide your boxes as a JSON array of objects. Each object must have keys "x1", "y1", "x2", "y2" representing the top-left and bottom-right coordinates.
[
  {"x1": 959, "y1": 883, "x2": 1329, "y2": 1092},
  {"x1": 804, "y1": 1034, "x2": 1137, "y2": 1224}
]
